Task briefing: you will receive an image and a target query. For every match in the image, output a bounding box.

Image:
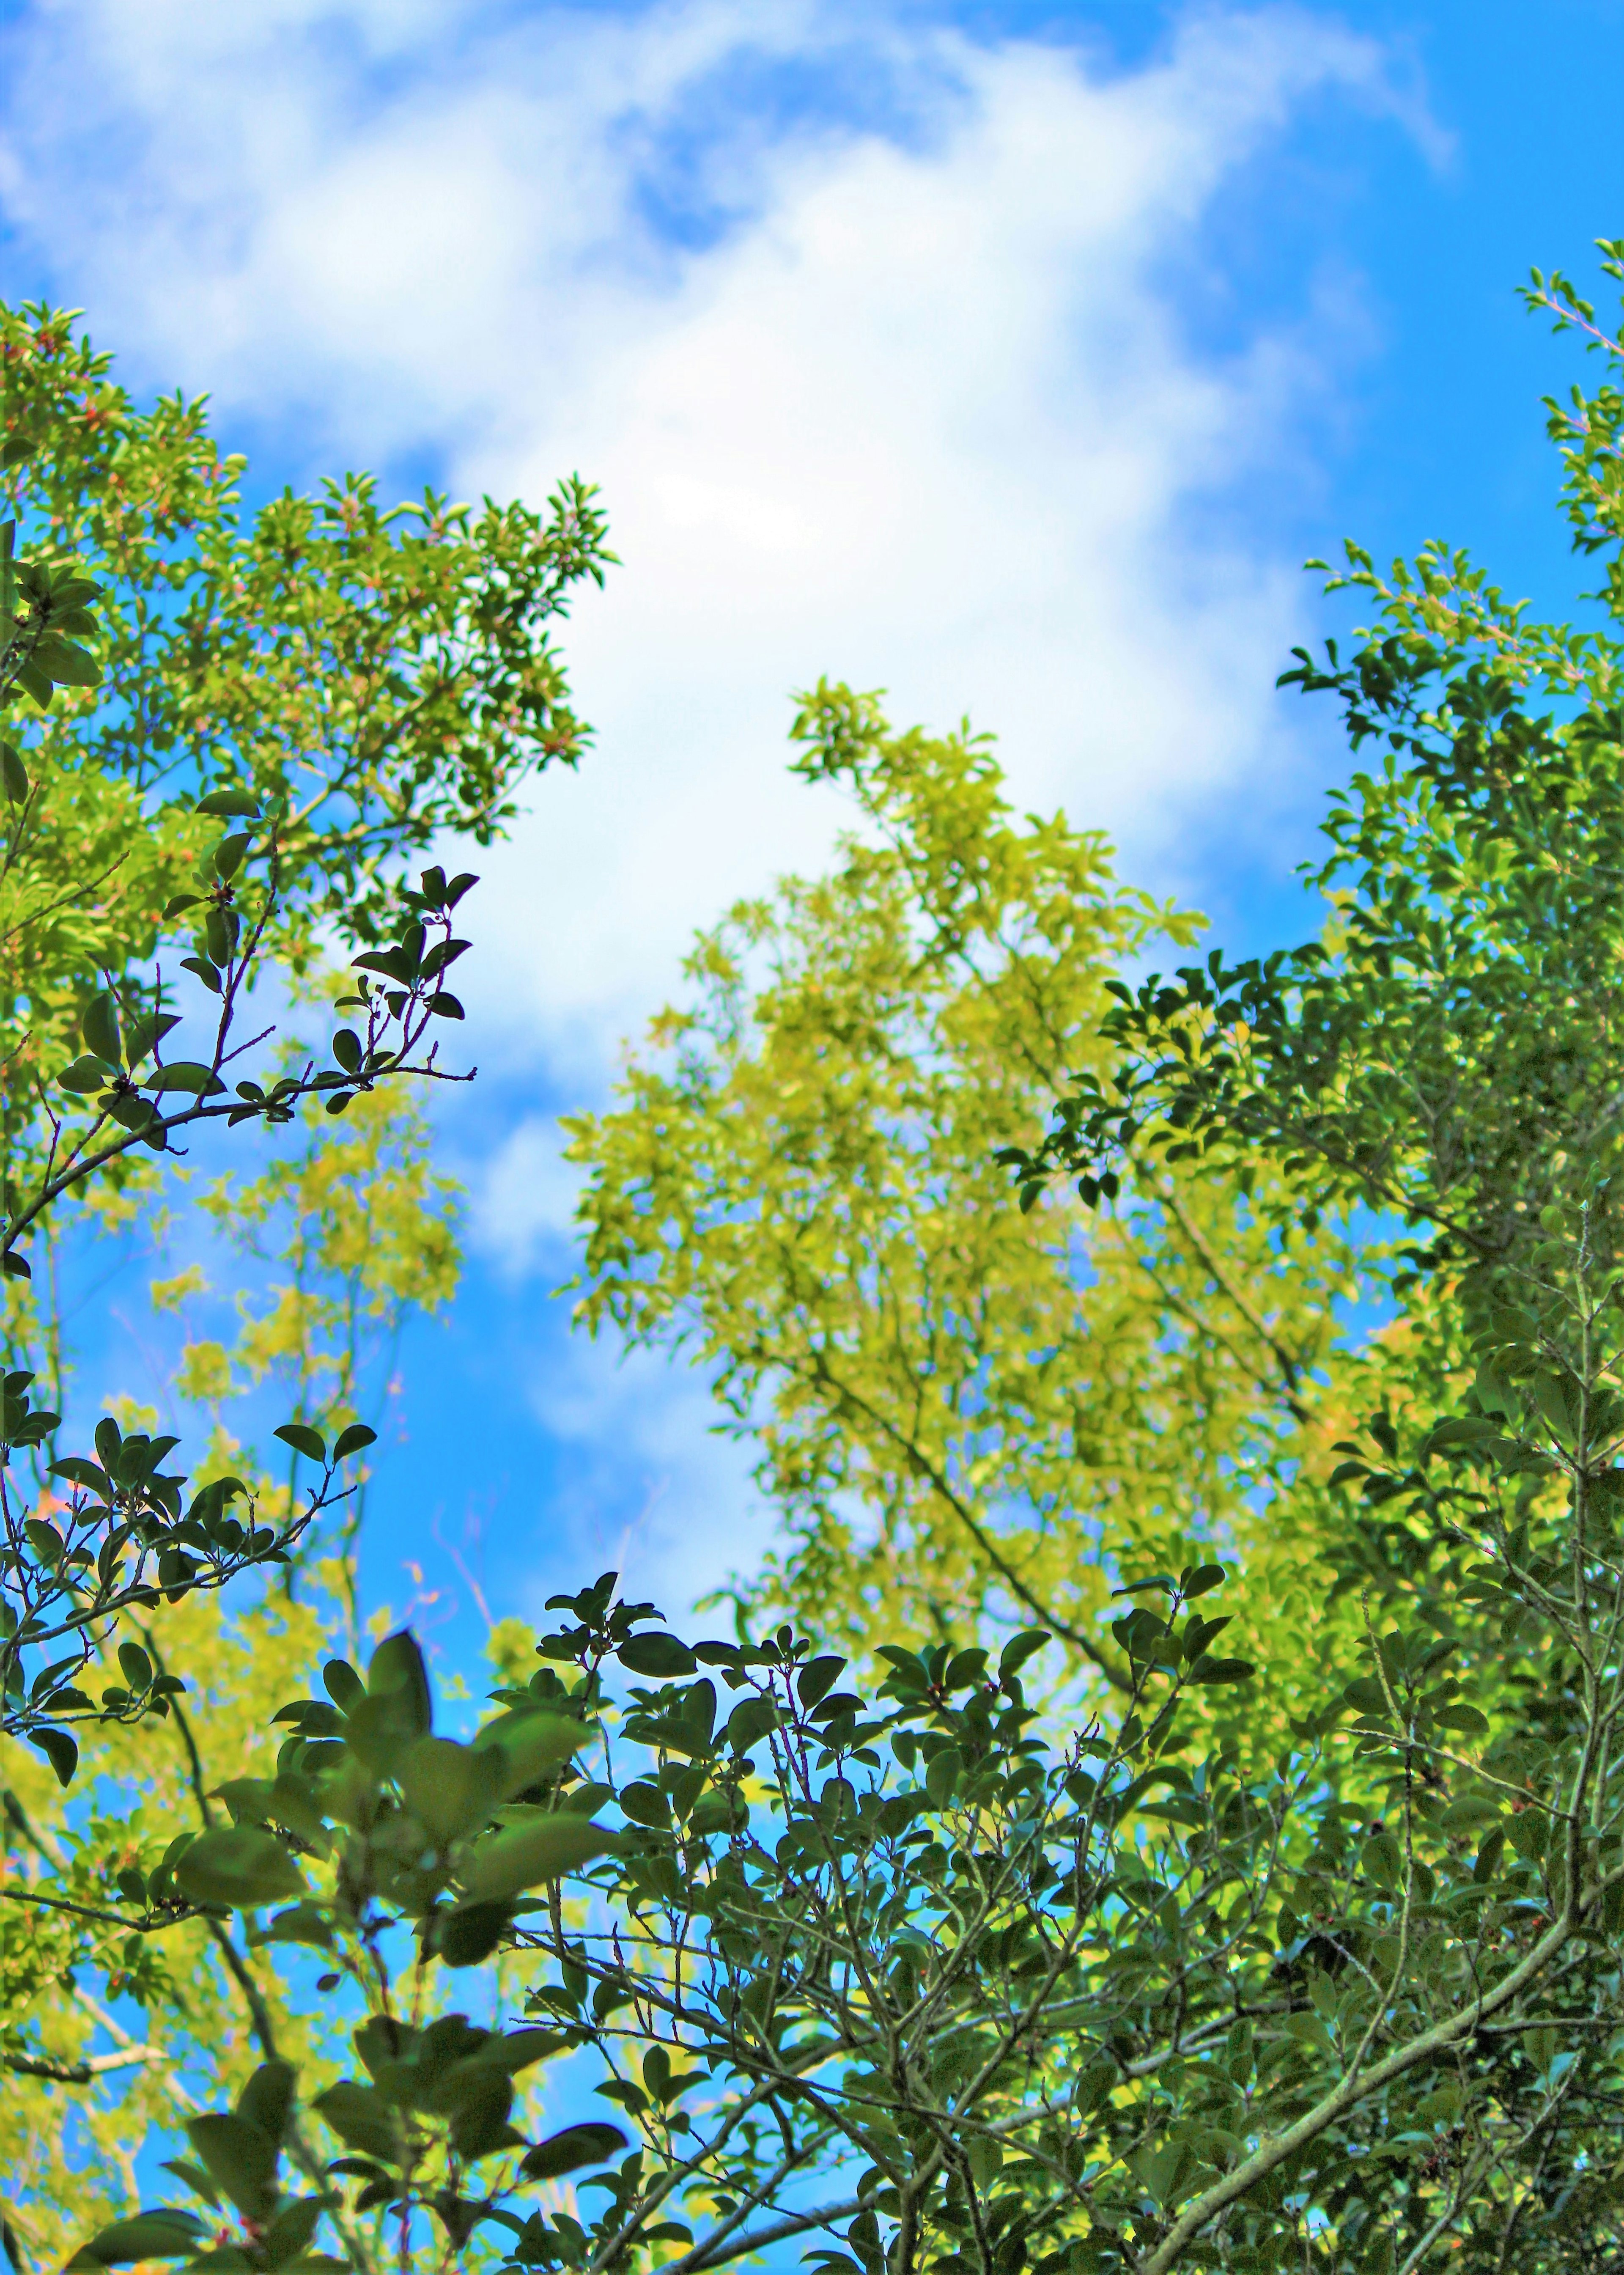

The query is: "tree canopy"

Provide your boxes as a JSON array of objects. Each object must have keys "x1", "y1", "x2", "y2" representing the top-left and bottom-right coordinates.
[{"x1": 12, "y1": 247, "x2": 1624, "y2": 2275}]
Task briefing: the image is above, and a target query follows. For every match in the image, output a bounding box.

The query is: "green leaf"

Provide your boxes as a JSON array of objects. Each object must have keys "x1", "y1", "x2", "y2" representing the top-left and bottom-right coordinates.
[
  {"x1": 520, "y1": 2122, "x2": 628, "y2": 2182},
  {"x1": 445, "y1": 2066, "x2": 519, "y2": 2163},
  {"x1": 144, "y1": 1062, "x2": 225, "y2": 1096},
  {"x1": 185, "y1": 2110, "x2": 280, "y2": 2221},
  {"x1": 323, "y1": 1658, "x2": 365, "y2": 1710},
  {"x1": 333, "y1": 1423, "x2": 377, "y2": 1461},
  {"x1": 1440, "y1": 1793, "x2": 1502, "y2": 1830},
  {"x1": 0, "y1": 742, "x2": 27, "y2": 803},
  {"x1": 195, "y1": 786, "x2": 263, "y2": 817},
  {"x1": 925, "y1": 1746, "x2": 963, "y2": 1807},
  {"x1": 797, "y1": 1654, "x2": 846, "y2": 1709},
  {"x1": 81, "y1": 992, "x2": 122, "y2": 1066},
  {"x1": 174, "y1": 1824, "x2": 306, "y2": 1910},
  {"x1": 399, "y1": 1736, "x2": 504, "y2": 1845},
  {"x1": 472, "y1": 1706, "x2": 582, "y2": 1797},
  {"x1": 484, "y1": 2028, "x2": 567, "y2": 2075},
  {"x1": 65, "y1": 2213, "x2": 208, "y2": 2267},
  {"x1": 1364, "y1": 1829, "x2": 1402, "y2": 1889},
  {"x1": 313, "y1": 2080, "x2": 398, "y2": 2164},
  {"x1": 618, "y1": 1630, "x2": 697, "y2": 1677},
  {"x1": 238, "y1": 2060, "x2": 297, "y2": 2150},
  {"x1": 157, "y1": 2160, "x2": 220, "y2": 2209},
  {"x1": 997, "y1": 1629, "x2": 1051, "y2": 1681},
  {"x1": 1477, "y1": 1365, "x2": 1517, "y2": 1417},
  {"x1": 211, "y1": 830, "x2": 253, "y2": 880},
  {"x1": 1188, "y1": 1657, "x2": 1256, "y2": 1685},
  {"x1": 459, "y1": 1815, "x2": 615, "y2": 1903},
  {"x1": 118, "y1": 1641, "x2": 152, "y2": 1691},
  {"x1": 1536, "y1": 1374, "x2": 1572, "y2": 1440},
  {"x1": 368, "y1": 1630, "x2": 432, "y2": 1733},
  {"x1": 726, "y1": 1696, "x2": 779, "y2": 1754},
  {"x1": 35, "y1": 633, "x2": 101, "y2": 687},
  {"x1": 437, "y1": 1900, "x2": 511, "y2": 1969},
  {"x1": 262, "y1": 2199, "x2": 324, "y2": 2270},
  {"x1": 274, "y1": 1422, "x2": 327, "y2": 1464},
  {"x1": 30, "y1": 1727, "x2": 78, "y2": 1786},
  {"x1": 260, "y1": 1901, "x2": 335, "y2": 1951}
]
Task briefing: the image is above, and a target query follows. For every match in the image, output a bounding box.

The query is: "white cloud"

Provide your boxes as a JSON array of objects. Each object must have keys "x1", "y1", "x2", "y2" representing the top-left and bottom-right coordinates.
[
  {"x1": 513, "y1": 1318, "x2": 775, "y2": 1626},
  {"x1": 0, "y1": 0, "x2": 1436, "y2": 1083},
  {"x1": 464, "y1": 1112, "x2": 586, "y2": 1275}
]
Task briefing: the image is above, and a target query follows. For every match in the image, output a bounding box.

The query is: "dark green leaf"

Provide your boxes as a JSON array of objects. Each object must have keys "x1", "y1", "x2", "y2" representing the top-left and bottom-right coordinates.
[
  {"x1": 185, "y1": 2111, "x2": 280, "y2": 2222},
  {"x1": 262, "y1": 2199, "x2": 324, "y2": 2270},
  {"x1": 998, "y1": 1629, "x2": 1051, "y2": 1680},
  {"x1": 65, "y1": 2212, "x2": 208, "y2": 2267},
  {"x1": 30, "y1": 1727, "x2": 78, "y2": 1786},
  {"x1": 211, "y1": 831, "x2": 253, "y2": 880},
  {"x1": 618, "y1": 1630, "x2": 697, "y2": 1678},
  {"x1": 174, "y1": 1825, "x2": 306, "y2": 1910},
  {"x1": 324, "y1": 1659, "x2": 365, "y2": 1711},
  {"x1": 368, "y1": 1630, "x2": 432, "y2": 1734},
  {"x1": 460, "y1": 1816, "x2": 615, "y2": 1903},
  {"x1": 144, "y1": 1062, "x2": 225, "y2": 1096},
  {"x1": 118, "y1": 1642, "x2": 152, "y2": 1691},
  {"x1": 274, "y1": 1422, "x2": 327, "y2": 1464},
  {"x1": 437, "y1": 1900, "x2": 512, "y2": 1969},
  {"x1": 81, "y1": 992, "x2": 121, "y2": 1066},
  {"x1": 313, "y1": 2080, "x2": 399, "y2": 2165},
  {"x1": 520, "y1": 2123, "x2": 628, "y2": 2182},
  {"x1": 238, "y1": 2060, "x2": 296, "y2": 2151}
]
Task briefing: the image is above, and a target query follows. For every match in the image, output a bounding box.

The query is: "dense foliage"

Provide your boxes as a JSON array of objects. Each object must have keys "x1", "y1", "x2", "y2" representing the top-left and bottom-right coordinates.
[
  {"x1": 565, "y1": 689, "x2": 1359, "y2": 1685},
  {"x1": 14, "y1": 247, "x2": 1624, "y2": 2275}
]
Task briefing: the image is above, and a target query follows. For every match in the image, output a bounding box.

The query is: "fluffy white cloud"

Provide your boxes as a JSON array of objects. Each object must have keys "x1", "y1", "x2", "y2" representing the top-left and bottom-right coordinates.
[
  {"x1": 0, "y1": 1, "x2": 1436, "y2": 1088},
  {"x1": 510, "y1": 1324, "x2": 773, "y2": 1630}
]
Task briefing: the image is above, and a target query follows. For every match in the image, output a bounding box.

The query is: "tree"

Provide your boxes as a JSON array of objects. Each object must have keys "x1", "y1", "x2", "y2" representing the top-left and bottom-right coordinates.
[
  {"x1": 513, "y1": 242, "x2": 1624, "y2": 2275},
  {"x1": 0, "y1": 299, "x2": 610, "y2": 1770},
  {"x1": 565, "y1": 689, "x2": 1363, "y2": 1693},
  {"x1": 66, "y1": 1233, "x2": 1624, "y2": 2275},
  {"x1": 0, "y1": 301, "x2": 609, "y2": 2250}
]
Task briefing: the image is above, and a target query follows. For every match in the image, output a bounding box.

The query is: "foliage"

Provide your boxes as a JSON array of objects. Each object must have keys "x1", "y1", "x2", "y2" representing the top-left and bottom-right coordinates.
[
  {"x1": 1007, "y1": 245, "x2": 1624, "y2": 1307},
  {"x1": 0, "y1": 1586, "x2": 338, "y2": 2272},
  {"x1": 566, "y1": 687, "x2": 1361, "y2": 1676},
  {"x1": 0, "y1": 296, "x2": 606, "y2": 1775},
  {"x1": 1, "y1": 299, "x2": 611, "y2": 953},
  {"x1": 27, "y1": 245, "x2": 1624, "y2": 2275},
  {"x1": 69, "y1": 1197, "x2": 1624, "y2": 2275},
  {"x1": 0, "y1": 299, "x2": 609, "y2": 2270},
  {"x1": 166, "y1": 1071, "x2": 461, "y2": 1609}
]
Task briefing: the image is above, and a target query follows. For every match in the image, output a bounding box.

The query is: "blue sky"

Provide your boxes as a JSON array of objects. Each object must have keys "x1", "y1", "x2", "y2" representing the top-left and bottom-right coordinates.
[{"x1": 4, "y1": 0, "x2": 1624, "y2": 1674}]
